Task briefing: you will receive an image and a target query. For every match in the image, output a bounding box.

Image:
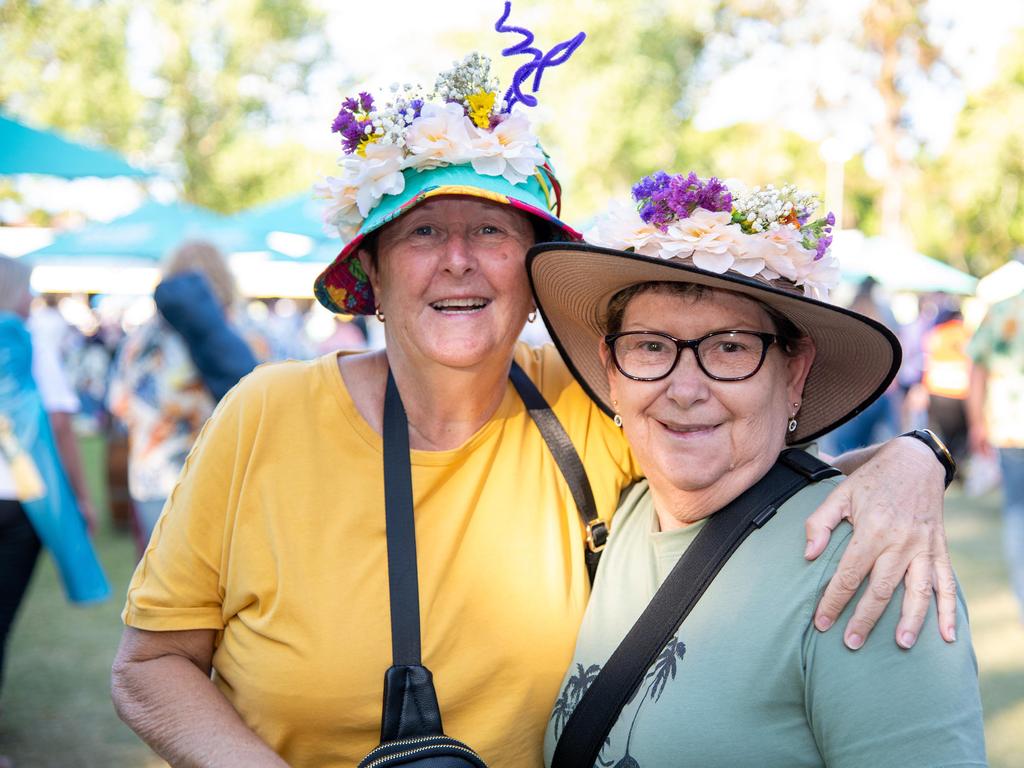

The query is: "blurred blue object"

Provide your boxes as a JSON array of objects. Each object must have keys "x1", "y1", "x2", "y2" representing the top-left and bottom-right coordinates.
[
  {"x1": 153, "y1": 271, "x2": 258, "y2": 401},
  {"x1": 0, "y1": 113, "x2": 153, "y2": 179},
  {"x1": 230, "y1": 193, "x2": 337, "y2": 262},
  {"x1": 25, "y1": 201, "x2": 264, "y2": 263},
  {"x1": 834, "y1": 231, "x2": 978, "y2": 295},
  {"x1": 0, "y1": 312, "x2": 109, "y2": 604}
]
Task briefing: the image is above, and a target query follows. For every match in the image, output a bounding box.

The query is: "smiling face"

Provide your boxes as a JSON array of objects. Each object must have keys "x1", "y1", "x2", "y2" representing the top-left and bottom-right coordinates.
[
  {"x1": 602, "y1": 285, "x2": 815, "y2": 519},
  {"x1": 360, "y1": 196, "x2": 536, "y2": 373}
]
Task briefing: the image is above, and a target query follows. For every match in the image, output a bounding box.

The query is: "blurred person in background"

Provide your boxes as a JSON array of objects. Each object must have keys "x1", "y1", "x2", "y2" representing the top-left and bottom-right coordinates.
[
  {"x1": 826, "y1": 276, "x2": 901, "y2": 452},
  {"x1": 0, "y1": 256, "x2": 108, "y2": 768},
  {"x1": 967, "y1": 288, "x2": 1024, "y2": 622},
  {"x1": 920, "y1": 305, "x2": 970, "y2": 468},
  {"x1": 315, "y1": 314, "x2": 367, "y2": 355},
  {"x1": 107, "y1": 240, "x2": 260, "y2": 556}
]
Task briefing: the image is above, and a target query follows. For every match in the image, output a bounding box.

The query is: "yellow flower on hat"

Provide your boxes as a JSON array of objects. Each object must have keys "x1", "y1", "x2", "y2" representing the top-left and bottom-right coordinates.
[{"x1": 467, "y1": 90, "x2": 497, "y2": 129}]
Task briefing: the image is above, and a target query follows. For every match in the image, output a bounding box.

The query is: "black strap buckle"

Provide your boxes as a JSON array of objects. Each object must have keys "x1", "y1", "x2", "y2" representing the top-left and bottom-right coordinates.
[{"x1": 586, "y1": 520, "x2": 609, "y2": 553}]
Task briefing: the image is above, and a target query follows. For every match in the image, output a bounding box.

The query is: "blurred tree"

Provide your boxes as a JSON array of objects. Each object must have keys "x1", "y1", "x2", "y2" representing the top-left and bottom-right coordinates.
[
  {"x1": 0, "y1": 0, "x2": 331, "y2": 213},
  {"x1": 501, "y1": 1, "x2": 854, "y2": 224},
  {"x1": 147, "y1": 0, "x2": 330, "y2": 211},
  {"x1": 910, "y1": 31, "x2": 1024, "y2": 276},
  {"x1": 503, "y1": 0, "x2": 711, "y2": 222},
  {"x1": 686, "y1": 0, "x2": 965, "y2": 236},
  {"x1": 0, "y1": 0, "x2": 144, "y2": 150}
]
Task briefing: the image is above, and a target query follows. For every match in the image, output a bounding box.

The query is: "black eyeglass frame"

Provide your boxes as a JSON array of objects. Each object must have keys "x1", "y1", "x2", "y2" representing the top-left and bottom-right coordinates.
[{"x1": 604, "y1": 330, "x2": 780, "y2": 383}]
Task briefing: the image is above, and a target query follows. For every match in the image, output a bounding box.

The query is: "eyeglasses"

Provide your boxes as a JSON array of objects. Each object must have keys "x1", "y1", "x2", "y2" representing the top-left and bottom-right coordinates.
[{"x1": 604, "y1": 330, "x2": 779, "y2": 382}]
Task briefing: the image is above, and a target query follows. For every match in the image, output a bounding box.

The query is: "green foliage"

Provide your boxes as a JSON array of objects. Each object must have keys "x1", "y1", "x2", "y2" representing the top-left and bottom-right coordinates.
[
  {"x1": 524, "y1": 0, "x2": 712, "y2": 222},
  {"x1": 909, "y1": 32, "x2": 1024, "y2": 275},
  {"x1": 0, "y1": 0, "x2": 145, "y2": 150},
  {"x1": 0, "y1": 0, "x2": 330, "y2": 214}
]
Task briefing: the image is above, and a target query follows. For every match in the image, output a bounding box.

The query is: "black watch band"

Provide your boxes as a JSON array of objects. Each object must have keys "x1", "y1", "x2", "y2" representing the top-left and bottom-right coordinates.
[{"x1": 900, "y1": 429, "x2": 956, "y2": 488}]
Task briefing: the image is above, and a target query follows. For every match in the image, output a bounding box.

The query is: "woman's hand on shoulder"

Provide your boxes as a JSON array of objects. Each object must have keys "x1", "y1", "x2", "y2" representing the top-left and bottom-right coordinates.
[{"x1": 803, "y1": 436, "x2": 955, "y2": 651}]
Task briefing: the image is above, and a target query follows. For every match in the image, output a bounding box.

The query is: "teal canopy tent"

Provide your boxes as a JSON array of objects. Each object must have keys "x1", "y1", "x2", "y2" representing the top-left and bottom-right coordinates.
[
  {"x1": 26, "y1": 201, "x2": 259, "y2": 264},
  {"x1": 233, "y1": 193, "x2": 326, "y2": 240},
  {"x1": 0, "y1": 113, "x2": 153, "y2": 179},
  {"x1": 229, "y1": 193, "x2": 337, "y2": 261},
  {"x1": 834, "y1": 232, "x2": 977, "y2": 295}
]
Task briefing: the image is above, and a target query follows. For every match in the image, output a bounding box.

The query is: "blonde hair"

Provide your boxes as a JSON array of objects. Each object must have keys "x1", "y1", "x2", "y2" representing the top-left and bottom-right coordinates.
[
  {"x1": 163, "y1": 240, "x2": 237, "y2": 308},
  {"x1": 0, "y1": 256, "x2": 33, "y2": 314}
]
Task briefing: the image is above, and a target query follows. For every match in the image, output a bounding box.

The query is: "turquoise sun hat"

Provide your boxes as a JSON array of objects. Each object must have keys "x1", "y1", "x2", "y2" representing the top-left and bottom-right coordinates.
[{"x1": 312, "y1": 3, "x2": 586, "y2": 316}]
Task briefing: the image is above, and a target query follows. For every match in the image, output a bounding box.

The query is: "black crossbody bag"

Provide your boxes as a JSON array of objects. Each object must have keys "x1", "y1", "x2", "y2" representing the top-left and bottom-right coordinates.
[
  {"x1": 358, "y1": 363, "x2": 602, "y2": 767},
  {"x1": 550, "y1": 449, "x2": 840, "y2": 768}
]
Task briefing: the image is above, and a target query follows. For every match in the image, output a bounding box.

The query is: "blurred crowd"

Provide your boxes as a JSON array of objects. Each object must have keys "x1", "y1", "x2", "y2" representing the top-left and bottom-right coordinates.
[{"x1": 3, "y1": 242, "x2": 1022, "y2": 618}]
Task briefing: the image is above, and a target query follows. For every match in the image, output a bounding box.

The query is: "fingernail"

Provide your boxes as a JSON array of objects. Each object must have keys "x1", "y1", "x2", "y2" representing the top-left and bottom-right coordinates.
[
  {"x1": 804, "y1": 540, "x2": 813, "y2": 558},
  {"x1": 898, "y1": 631, "x2": 916, "y2": 648},
  {"x1": 845, "y1": 632, "x2": 863, "y2": 650},
  {"x1": 948, "y1": 626, "x2": 957, "y2": 642},
  {"x1": 815, "y1": 615, "x2": 833, "y2": 632}
]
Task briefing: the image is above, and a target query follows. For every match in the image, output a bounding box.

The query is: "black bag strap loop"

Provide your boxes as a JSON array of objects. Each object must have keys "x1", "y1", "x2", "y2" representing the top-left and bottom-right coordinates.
[
  {"x1": 551, "y1": 449, "x2": 839, "y2": 768},
  {"x1": 509, "y1": 362, "x2": 605, "y2": 583}
]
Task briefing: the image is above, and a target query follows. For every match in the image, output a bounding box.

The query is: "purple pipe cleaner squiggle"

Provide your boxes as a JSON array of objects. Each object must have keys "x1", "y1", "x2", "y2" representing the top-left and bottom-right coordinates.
[{"x1": 494, "y1": 1, "x2": 586, "y2": 110}]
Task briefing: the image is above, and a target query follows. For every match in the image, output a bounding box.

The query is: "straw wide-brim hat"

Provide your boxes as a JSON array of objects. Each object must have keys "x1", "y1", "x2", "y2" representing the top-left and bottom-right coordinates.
[{"x1": 527, "y1": 241, "x2": 901, "y2": 444}]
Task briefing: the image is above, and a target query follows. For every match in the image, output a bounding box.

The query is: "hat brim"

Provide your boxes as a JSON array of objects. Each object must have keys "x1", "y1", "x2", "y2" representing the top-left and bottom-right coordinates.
[
  {"x1": 314, "y1": 165, "x2": 581, "y2": 315},
  {"x1": 527, "y1": 241, "x2": 901, "y2": 444}
]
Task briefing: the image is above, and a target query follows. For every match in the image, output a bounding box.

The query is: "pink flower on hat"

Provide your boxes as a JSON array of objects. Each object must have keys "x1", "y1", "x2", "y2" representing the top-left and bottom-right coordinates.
[{"x1": 661, "y1": 209, "x2": 751, "y2": 274}]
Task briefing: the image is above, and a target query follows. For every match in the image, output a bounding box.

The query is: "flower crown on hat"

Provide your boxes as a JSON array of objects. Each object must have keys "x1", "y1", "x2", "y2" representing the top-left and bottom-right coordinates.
[
  {"x1": 314, "y1": 2, "x2": 585, "y2": 242},
  {"x1": 587, "y1": 171, "x2": 840, "y2": 300}
]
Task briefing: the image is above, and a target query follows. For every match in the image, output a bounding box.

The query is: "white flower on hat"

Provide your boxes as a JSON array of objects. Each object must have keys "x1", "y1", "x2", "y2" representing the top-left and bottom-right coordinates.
[
  {"x1": 314, "y1": 176, "x2": 363, "y2": 241},
  {"x1": 338, "y1": 142, "x2": 406, "y2": 218},
  {"x1": 469, "y1": 112, "x2": 545, "y2": 185},
  {"x1": 404, "y1": 102, "x2": 478, "y2": 170},
  {"x1": 585, "y1": 200, "x2": 663, "y2": 257}
]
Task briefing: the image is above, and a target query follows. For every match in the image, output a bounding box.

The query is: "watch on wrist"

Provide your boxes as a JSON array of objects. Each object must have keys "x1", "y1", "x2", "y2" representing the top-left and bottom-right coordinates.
[{"x1": 901, "y1": 429, "x2": 956, "y2": 488}]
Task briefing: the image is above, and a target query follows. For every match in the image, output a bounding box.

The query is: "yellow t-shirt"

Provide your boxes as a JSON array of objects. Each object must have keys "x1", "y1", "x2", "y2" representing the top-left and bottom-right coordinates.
[{"x1": 123, "y1": 344, "x2": 637, "y2": 767}]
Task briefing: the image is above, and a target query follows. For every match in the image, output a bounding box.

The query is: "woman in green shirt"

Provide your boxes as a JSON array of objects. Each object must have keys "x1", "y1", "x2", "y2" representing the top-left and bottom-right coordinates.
[{"x1": 533, "y1": 171, "x2": 985, "y2": 767}]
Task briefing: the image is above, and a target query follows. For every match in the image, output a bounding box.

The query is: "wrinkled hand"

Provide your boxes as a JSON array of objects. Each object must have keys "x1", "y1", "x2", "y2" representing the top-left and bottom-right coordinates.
[{"x1": 805, "y1": 437, "x2": 956, "y2": 650}]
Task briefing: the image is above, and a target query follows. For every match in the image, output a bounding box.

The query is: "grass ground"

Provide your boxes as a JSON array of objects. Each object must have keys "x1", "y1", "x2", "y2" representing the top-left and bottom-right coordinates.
[{"x1": 1, "y1": 436, "x2": 1022, "y2": 766}]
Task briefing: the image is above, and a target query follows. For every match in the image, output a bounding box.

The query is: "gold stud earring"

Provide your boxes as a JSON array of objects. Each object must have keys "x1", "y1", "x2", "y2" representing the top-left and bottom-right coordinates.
[{"x1": 375, "y1": 306, "x2": 385, "y2": 323}]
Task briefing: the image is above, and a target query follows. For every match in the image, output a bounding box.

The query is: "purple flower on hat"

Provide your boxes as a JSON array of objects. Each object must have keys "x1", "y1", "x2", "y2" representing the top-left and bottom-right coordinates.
[
  {"x1": 633, "y1": 171, "x2": 733, "y2": 231},
  {"x1": 331, "y1": 92, "x2": 376, "y2": 154},
  {"x1": 632, "y1": 172, "x2": 673, "y2": 229}
]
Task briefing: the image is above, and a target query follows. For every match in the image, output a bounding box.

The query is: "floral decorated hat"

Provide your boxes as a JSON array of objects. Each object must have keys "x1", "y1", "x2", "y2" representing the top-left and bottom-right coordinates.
[
  {"x1": 313, "y1": 3, "x2": 584, "y2": 315},
  {"x1": 527, "y1": 171, "x2": 902, "y2": 443}
]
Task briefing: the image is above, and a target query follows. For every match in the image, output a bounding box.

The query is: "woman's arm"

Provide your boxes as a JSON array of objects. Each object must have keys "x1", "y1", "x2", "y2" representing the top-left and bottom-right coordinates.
[
  {"x1": 804, "y1": 436, "x2": 954, "y2": 650},
  {"x1": 111, "y1": 627, "x2": 289, "y2": 768}
]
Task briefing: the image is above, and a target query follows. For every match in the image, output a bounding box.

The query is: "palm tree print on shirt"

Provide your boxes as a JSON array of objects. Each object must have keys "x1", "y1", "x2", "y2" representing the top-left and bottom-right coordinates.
[{"x1": 550, "y1": 635, "x2": 687, "y2": 767}]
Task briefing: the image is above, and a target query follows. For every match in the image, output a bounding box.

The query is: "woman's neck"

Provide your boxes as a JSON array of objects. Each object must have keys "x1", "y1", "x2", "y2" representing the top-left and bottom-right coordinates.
[
  {"x1": 647, "y1": 454, "x2": 779, "y2": 532},
  {"x1": 337, "y1": 348, "x2": 513, "y2": 451}
]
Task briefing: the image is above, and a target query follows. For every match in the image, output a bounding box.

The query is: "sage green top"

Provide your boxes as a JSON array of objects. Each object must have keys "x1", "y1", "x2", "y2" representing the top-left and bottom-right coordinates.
[{"x1": 544, "y1": 473, "x2": 986, "y2": 768}]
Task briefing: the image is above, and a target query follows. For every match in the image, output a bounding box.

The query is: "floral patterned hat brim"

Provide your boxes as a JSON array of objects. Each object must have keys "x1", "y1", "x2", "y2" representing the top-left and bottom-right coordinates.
[{"x1": 314, "y1": 163, "x2": 581, "y2": 315}]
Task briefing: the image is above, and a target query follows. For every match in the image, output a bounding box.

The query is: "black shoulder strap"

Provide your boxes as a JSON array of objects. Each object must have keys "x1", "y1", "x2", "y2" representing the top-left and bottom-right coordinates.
[
  {"x1": 382, "y1": 369, "x2": 423, "y2": 666},
  {"x1": 551, "y1": 449, "x2": 840, "y2": 768},
  {"x1": 509, "y1": 362, "x2": 606, "y2": 584}
]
